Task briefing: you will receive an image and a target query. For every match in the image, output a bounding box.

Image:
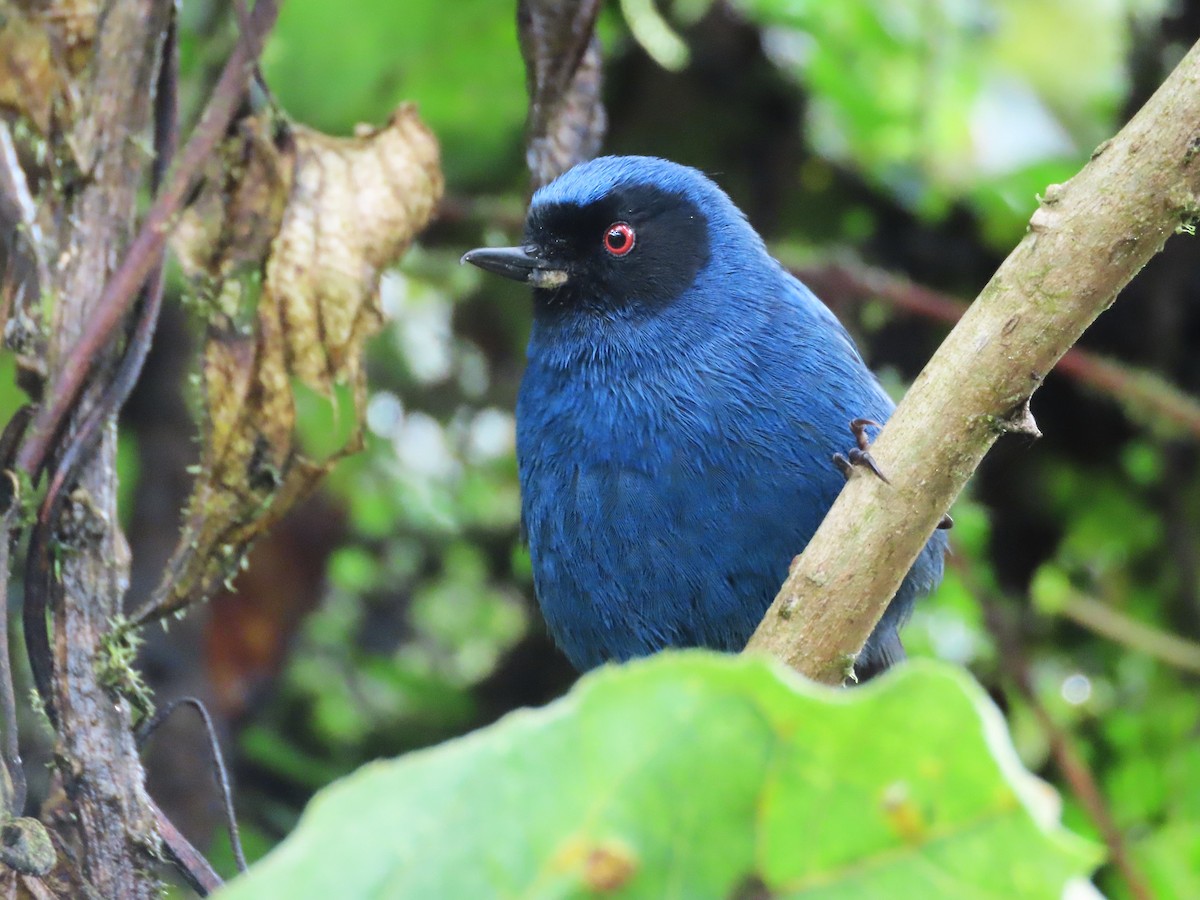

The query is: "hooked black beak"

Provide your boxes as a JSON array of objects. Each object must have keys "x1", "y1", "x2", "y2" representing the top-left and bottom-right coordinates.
[{"x1": 460, "y1": 246, "x2": 569, "y2": 289}]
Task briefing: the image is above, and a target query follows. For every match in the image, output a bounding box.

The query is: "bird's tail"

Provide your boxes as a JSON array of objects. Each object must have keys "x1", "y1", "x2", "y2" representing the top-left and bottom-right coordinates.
[{"x1": 854, "y1": 629, "x2": 906, "y2": 683}]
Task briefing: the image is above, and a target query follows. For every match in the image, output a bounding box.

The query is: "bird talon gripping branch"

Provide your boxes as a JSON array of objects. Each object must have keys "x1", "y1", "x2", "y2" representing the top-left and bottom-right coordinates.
[
  {"x1": 463, "y1": 156, "x2": 947, "y2": 680},
  {"x1": 831, "y1": 452, "x2": 854, "y2": 479},
  {"x1": 834, "y1": 418, "x2": 891, "y2": 484}
]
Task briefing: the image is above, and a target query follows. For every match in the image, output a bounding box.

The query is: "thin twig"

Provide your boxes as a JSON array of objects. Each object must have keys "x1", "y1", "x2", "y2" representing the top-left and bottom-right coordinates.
[
  {"x1": 150, "y1": 797, "x2": 223, "y2": 896},
  {"x1": 137, "y1": 697, "x2": 246, "y2": 874},
  {"x1": 1056, "y1": 590, "x2": 1200, "y2": 674},
  {"x1": 982, "y1": 597, "x2": 1152, "y2": 900},
  {"x1": 0, "y1": 408, "x2": 32, "y2": 814},
  {"x1": 0, "y1": 115, "x2": 55, "y2": 820},
  {"x1": 230, "y1": 0, "x2": 255, "y2": 35},
  {"x1": 795, "y1": 260, "x2": 1200, "y2": 444},
  {"x1": 0, "y1": 122, "x2": 52, "y2": 304},
  {"x1": 13, "y1": 0, "x2": 281, "y2": 482},
  {"x1": 153, "y1": 12, "x2": 180, "y2": 196}
]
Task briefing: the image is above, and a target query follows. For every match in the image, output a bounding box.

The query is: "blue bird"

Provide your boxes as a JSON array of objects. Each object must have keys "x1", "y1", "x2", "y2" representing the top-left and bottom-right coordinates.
[{"x1": 463, "y1": 156, "x2": 947, "y2": 679}]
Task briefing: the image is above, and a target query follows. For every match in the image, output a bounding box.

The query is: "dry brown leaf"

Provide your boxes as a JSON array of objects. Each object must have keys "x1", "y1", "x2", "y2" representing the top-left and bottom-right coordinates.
[{"x1": 143, "y1": 105, "x2": 442, "y2": 622}]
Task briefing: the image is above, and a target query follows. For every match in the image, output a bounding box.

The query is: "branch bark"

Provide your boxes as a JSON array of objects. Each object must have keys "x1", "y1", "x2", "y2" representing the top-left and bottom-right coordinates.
[
  {"x1": 20, "y1": 2, "x2": 176, "y2": 894},
  {"x1": 746, "y1": 39, "x2": 1200, "y2": 683}
]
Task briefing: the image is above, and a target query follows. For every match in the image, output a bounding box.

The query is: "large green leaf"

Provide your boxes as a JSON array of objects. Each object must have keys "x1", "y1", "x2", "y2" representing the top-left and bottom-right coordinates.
[{"x1": 219, "y1": 655, "x2": 1099, "y2": 898}]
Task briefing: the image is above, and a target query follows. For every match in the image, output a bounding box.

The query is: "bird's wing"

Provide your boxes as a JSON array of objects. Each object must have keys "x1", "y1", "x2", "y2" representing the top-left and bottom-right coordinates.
[{"x1": 779, "y1": 270, "x2": 872, "y2": 369}]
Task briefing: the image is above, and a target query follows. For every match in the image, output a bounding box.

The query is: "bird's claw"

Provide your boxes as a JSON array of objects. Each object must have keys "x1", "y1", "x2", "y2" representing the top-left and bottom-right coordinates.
[
  {"x1": 832, "y1": 452, "x2": 854, "y2": 479},
  {"x1": 833, "y1": 419, "x2": 891, "y2": 484},
  {"x1": 837, "y1": 418, "x2": 952, "y2": 529},
  {"x1": 849, "y1": 417, "x2": 880, "y2": 453},
  {"x1": 852, "y1": 447, "x2": 889, "y2": 483}
]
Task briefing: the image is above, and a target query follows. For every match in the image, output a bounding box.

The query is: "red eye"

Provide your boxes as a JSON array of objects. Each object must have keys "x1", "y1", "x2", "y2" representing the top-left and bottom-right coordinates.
[{"x1": 603, "y1": 222, "x2": 636, "y2": 257}]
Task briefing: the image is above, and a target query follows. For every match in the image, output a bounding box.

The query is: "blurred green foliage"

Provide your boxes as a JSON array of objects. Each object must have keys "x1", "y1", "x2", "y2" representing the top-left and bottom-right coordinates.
[
  {"x1": 265, "y1": 0, "x2": 528, "y2": 184},
  {"x1": 156, "y1": 1, "x2": 1200, "y2": 897},
  {"x1": 737, "y1": 0, "x2": 1169, "y2": 244}
]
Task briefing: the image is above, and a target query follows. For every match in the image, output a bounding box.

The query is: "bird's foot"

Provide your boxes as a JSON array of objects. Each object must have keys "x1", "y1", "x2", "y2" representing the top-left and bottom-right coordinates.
[
  {"x1": 831, "y1": 419, "x2": 955, "y2": 530},
  {"x1": 831, "y1": 418, "x2": 890, "y2": 484}
]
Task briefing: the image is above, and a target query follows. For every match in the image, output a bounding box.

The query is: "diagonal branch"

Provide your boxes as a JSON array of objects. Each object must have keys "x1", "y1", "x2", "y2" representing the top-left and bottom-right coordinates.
[
  {"x1": 746, "y1": 39, "x2": 1200, "y2": 683},
  {"x1": 1054, "y1": 590, "x2": 1200, "y2": 674},
  {"x1": 13, "y1": 0, "x2": 281, "y2": 482},
  {"x1": 983, "y1": 597, "x2": 1152, "y2": 900}
]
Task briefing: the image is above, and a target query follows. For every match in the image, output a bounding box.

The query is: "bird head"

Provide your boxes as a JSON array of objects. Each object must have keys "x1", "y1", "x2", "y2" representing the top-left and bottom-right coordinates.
[{"x1": 463, "y1": 156, "x2": 767, "y2": 315}]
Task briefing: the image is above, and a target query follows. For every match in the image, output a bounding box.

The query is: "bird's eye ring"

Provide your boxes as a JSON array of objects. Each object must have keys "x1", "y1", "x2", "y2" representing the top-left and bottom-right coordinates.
[{"x1": 603, "y1": 222, "x2": 636, "y2": 257}]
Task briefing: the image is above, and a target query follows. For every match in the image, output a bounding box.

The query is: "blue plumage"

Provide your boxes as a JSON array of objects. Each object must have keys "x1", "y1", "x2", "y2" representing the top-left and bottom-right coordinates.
[{"x1": 464, "y1": 156, "x2": 947, "y2": 678}]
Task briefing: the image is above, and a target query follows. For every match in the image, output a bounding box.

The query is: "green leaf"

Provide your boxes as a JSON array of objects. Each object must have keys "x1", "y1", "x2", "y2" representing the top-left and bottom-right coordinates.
[{"x1": 219, "y1": 656, "x2": 1098, "y2": 898}]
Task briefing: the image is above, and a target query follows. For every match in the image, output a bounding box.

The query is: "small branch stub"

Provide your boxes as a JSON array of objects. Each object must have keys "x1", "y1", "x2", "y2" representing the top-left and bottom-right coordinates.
[{"x1": 999, "y1": 399, "x2": 1041, "y2": 439}]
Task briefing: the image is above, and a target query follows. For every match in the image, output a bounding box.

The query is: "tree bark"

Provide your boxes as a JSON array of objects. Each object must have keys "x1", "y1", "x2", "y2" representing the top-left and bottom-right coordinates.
[
  {"x1": 38, "y1": 1, "x2": 172, "y2": 894},
  {"x1": 746, "y1": 39, "x2": 1200, "y2": 683}
]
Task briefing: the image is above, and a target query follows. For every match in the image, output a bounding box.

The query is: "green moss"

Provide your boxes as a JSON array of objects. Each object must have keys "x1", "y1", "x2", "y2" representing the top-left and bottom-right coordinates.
[{"x1": 97, "y1": 618, "x2": 154, "y2": 722}]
